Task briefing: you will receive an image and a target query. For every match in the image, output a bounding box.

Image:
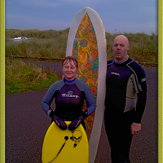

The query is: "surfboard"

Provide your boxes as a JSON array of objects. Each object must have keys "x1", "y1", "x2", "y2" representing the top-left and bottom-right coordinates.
[
  {"x1": 42, "y1": 121, "x2": 89, "y2": 163},
  {"x1": 66, "y1": 7, "x2": 107, "y2": 163}
]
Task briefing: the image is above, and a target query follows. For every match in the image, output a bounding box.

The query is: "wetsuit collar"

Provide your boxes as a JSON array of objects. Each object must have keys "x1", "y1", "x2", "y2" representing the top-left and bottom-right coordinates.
[
  {"x1": 115, "y1": 55, "x2": 129, "y2": 64},
  {"x1": 64, "y1": 77, "x2": 76, "y2": 83}
]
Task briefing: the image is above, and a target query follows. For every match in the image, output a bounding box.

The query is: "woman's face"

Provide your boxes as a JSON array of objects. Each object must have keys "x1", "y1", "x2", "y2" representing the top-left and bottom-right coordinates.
[{"x1": 62, "y1": 60, "x2": 77, "y2": 80}]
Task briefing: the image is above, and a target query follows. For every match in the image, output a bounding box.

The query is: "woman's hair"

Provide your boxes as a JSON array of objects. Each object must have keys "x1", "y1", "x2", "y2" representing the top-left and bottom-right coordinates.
[{"x1": 62, "y1": 56, "x2": 78, "y2": 68}]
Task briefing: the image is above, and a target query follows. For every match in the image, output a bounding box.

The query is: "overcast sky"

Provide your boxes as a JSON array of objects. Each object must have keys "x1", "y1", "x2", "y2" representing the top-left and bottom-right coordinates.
[{"x1": 5, "y1": 0, "x2": 158, "y2": 35}]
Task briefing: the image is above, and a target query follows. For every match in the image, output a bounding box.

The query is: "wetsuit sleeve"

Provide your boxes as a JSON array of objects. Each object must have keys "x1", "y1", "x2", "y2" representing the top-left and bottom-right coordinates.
[
  {"x1": 134, "y1": 68, "x2": 147, "y2": 123},
  {"x1": 41, "y1": 80, "x2": 64, "y2": 116},
  {"x1": 84, "y1": 85, "x2": 96, "y2": 116},
  {"x1": 134, "y1": 80, "x2": 147, "y2": 123}
]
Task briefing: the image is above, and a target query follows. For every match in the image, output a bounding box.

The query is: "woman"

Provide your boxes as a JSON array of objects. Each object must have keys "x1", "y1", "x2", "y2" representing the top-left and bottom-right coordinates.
[{"x1": 41, "y1": 56, "x2": 96, "y2": 131}]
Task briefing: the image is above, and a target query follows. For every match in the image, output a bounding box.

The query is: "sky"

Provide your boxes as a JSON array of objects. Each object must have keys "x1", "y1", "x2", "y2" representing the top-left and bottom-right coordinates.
[{"x1": 5, "y1": 0, "x2": 158, "y2": 35}]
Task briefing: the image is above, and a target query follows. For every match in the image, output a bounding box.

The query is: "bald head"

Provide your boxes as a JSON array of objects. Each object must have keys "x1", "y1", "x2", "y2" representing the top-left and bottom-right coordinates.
[
  {"x1": 113, "y1": 35, "x2": 129, "y2": 45},
  {"x1": 112, "y1": 35, "x2": 130, "y2": 62}
]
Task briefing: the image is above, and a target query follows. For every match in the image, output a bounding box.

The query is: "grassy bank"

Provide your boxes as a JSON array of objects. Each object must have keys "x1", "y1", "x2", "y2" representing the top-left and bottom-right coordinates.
[
  {"x1": 5, "y1": 29, "x2": 158, "y2": 64},
  {"x1": 106, "y1": 32, "x2": 157, "y2": 64},
  {"x1": 5, "y1": 29, "x2": 69, "y2": 59},
  {"x1": 5, "y1": 58, "x2": 61, "y2": 94},
  {"x1": 5, "y1": 29, "x2": 158, "y2": 94}
]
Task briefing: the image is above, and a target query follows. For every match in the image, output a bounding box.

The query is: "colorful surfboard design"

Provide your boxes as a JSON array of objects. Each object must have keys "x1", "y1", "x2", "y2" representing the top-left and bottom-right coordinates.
[
  {"x1": 72, "y1": 13, "x2": 98, "y2": 139},
  {"x1": 66, "y1": 7, "x2": 107, "y2": 163}
]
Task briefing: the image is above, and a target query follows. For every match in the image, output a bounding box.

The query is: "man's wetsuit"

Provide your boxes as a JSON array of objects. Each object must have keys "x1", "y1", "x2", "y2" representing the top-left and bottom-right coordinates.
[
  {"x1": 41, "y1": 78, "x2": 96, "y2": 122},
  {"x1": 104, "y1": 57, "x2": 147, "y2": 163}
]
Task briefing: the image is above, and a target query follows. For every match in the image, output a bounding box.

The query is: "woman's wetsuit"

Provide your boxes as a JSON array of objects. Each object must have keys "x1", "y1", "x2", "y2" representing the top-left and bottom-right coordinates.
[{"x1": 41, "y1": 78, "x2": 96, "y2": 121}]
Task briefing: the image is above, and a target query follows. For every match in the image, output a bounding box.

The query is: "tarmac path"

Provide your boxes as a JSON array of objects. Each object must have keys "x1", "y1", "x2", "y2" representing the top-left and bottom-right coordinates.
[{"x1": 5, "y1": 62, "x2": 158, "y2": 163}]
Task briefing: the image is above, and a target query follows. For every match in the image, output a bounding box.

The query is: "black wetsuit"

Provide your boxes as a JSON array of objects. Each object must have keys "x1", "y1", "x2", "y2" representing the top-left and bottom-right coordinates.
[
  {"x1": 41, "y1": 78, "x2": 96, "y2": 121},
  {"x1": 104, "y1": 57, "x2": 147, "y2": 163}
]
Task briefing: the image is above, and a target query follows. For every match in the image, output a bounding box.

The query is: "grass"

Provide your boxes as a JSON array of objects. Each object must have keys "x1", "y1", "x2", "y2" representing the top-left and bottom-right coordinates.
[
  {"x1": 5, "y1": 29, "x2": 158, "y2": 94},
  {"x1": 5, "y1": 58, "x2": 61, "y2": 94},
  {"x1": 5, "y1": 29, "x2": 69, "y2": 59},
  {"x1": 105, "y1": 32, "x2": 158, "y2": 64},
  {"x1": 5, "y1": 38, "x2": 67, "y2": 59},
  {"x1": 5, "y1": 29, "x2": 158, "y2": 65}
]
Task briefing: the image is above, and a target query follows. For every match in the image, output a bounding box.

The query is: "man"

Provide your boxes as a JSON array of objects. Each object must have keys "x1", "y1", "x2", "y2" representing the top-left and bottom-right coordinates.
[{"x1": 104, "y1": 35, "x2": 147, "y2": 163}]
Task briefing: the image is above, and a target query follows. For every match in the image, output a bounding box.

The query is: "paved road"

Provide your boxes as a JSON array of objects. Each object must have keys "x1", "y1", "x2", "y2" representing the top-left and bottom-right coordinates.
[{"x1": 5, "y1": 63, "x2": 158, "y2": 163}]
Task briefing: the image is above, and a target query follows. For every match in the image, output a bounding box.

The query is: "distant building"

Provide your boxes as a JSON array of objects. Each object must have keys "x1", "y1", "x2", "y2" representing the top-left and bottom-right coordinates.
[{"x1": 9, "y1": 36, "x2": 31, "y2": 41}]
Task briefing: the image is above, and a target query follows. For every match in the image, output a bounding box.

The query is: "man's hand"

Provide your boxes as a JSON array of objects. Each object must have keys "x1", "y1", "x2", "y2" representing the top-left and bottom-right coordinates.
[{"x1": 131, "y1": 122, "x2": 141, "y2": 135}]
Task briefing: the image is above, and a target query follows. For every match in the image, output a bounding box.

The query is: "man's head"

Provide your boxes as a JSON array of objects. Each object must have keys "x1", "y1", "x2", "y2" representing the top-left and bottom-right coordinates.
[{"x1": 112, "y1": 35, "x2": 130, "y2": 62}]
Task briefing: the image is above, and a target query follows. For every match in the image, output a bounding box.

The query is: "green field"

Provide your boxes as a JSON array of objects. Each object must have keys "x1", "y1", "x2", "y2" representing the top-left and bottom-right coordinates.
[
  {"x1": 5, "y1": 58, "x2": 61, "y2": 94},
  {"x1": 5, "y1": 29, "x2": 158, "y2": 94}
]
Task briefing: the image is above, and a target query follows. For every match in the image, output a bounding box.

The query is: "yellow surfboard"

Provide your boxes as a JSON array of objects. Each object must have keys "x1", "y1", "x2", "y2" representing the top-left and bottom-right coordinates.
[{"x1": 42, "y1": 121, "x2": 89, "y2": 163}]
